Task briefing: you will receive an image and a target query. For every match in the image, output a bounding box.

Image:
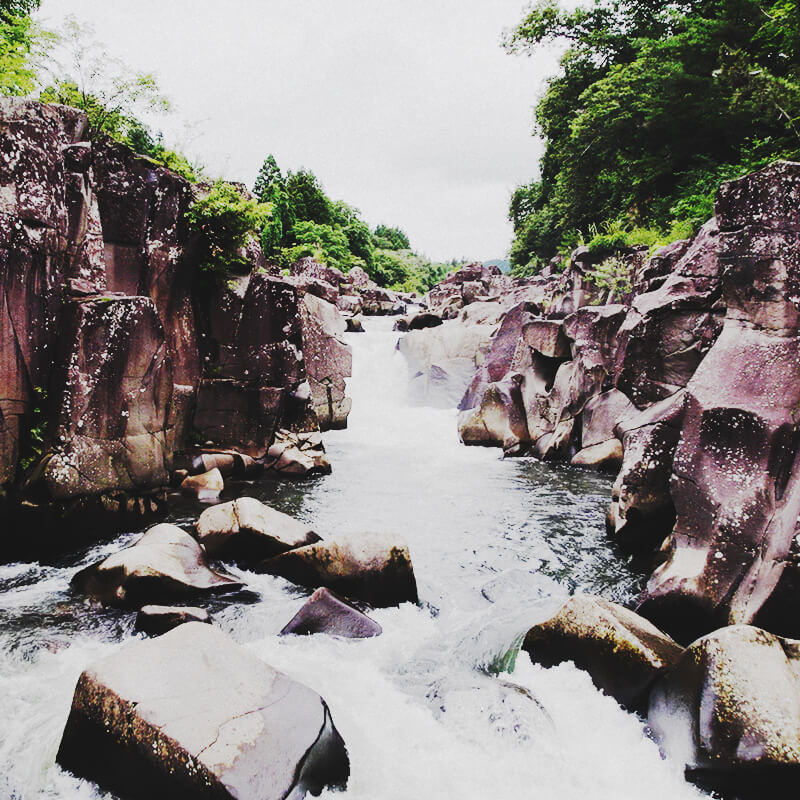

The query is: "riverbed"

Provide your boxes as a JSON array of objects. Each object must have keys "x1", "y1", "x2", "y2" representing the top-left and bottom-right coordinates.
[{"x1": 0, "y1": 317, "x2": 701, "y2": 800}]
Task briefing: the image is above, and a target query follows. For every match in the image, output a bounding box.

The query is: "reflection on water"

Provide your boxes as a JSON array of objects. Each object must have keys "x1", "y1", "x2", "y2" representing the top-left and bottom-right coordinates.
[{"x1": 0, "y1": 316, "x2": 700, "y2": 800}]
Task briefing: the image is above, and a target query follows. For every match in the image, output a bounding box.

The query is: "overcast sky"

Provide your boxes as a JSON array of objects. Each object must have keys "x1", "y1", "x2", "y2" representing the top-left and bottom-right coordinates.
[{"x1": 37, "y1": 1, "x2": 566, "y2": 262}]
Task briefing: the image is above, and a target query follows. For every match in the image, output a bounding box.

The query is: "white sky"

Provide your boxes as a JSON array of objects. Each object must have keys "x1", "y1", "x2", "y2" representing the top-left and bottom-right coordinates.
[{"x1": 37, "y1": 0, "x2": 566, "y2": 262}]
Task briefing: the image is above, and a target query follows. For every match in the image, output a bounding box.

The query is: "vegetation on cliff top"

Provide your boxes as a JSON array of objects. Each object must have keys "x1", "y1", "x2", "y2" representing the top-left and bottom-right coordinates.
[
  {"x1": 507, "y1": 0, "x2": 800, "y2": 274},
  {"x1": 251, "y1": 153, "x2": 456, "y2": 291}
]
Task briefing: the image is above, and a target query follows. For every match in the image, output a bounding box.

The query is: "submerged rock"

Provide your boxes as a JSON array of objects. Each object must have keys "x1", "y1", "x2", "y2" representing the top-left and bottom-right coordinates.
[
  {"x1": 195, "y1": 497, "x2": 320, "y2": 564},
  {"x1": 523, "y1": 594, "x2": 683, "y2": 710},
  {"x1": 57, "y1": 622, "x2": 350, "y2": 799},
  {"x1": 259, "y1": 533, "x2": 418, "y2": 607},
  {"x1": 281, "y1": 587, "x2": 382, "y2": 638},
  {"x1": 71, "y1": 523, "x2": 241, "y2": 607},
  {"x1": 134, "y1": 605, "x2": 211, "y2": 636},
  {"x1": 649, "y1": 625, "x2": 800, "y2": 781}
]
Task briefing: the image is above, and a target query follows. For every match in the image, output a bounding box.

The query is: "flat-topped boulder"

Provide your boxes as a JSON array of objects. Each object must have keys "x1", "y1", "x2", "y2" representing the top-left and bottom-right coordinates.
[
  {"x1": 649, "y1": 625, "x2": 800, "y2": 783},
  {"x1": 281, "y1": 587, "x2": 382, "y2": 638},
  {"x1": 259, "y1": 533, "x2": 418, "y2": 607},
  {"x1": 57, "y1": 622, "x2": 349, "y2": 799},
  {"x1": 134, "y1": 605, "x2": 211, "y2": 636},
  {"x1": 195, "y1": 497, "x2": 320, "y2": 565},
  {"x1": 71, "y1": 523, "x2": 242, "y2": 607},
  {"x1": 523, "y1": 593, "x2": 683, "y2": 710}
]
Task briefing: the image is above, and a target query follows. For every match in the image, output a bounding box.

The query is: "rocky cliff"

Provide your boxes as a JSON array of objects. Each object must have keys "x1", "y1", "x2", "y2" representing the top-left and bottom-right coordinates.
[
  {"x1": 0, "y1": 99, "x2": 356, "y2": 555},
  {"x1": 409, "y1": 160, "x2": 800, "y2": 644}
]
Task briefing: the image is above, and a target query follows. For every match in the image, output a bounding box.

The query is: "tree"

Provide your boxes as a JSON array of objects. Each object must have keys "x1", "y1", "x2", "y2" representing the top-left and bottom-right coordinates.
[
  {"x1": 285, "y1": 169, "x2": 333, "y2": 226},
  {"x1": 42, "y1": 17, "x2": 170, "y2": 139},
  {"x1": 0, "y1": 1, "x2": 49, "y2": 97},
  {"x1": 505, "y1": 0, "x2": 800, "y2": 269}
]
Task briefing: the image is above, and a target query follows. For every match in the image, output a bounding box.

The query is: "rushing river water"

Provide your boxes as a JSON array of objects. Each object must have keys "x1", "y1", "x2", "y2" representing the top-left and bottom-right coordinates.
[{"x1": 0, "y1": 316, "x2": 702, "y2": 800}]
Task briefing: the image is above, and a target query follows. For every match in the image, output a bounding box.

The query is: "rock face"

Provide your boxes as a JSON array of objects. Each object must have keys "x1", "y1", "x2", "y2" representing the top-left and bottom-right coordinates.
[
  {"x1": 281, "y1": 587, "x2": 383, "y2": 638},
  {"x1": 523, "y1": 594, "x2": 683, "y2": 710},
  {"x1": 71, "y1": 523, "x2": 242, "y2": 607},
  {"x1": 195, "y1": 497, "x2": 320, "y2": 564},
  {"x1": 57, "y1": 622, "x2": 350, "y2": 799},
  {"x1": 638, "y1": 162, "x2": 800, "y2": 641},
  {"x1": 298, "y1": 293, "x2": 353, "y2": 430},
  {"x1": 259, "y1": 533, "x2": 419, "y2": 607},
  {"x1": 649, "y1": 625, "x2": 800, "y2": 778},
  {"x1": 135, "y1": 605, "x2": 211, "y2": 636},
  {"x1": 0, "y1": 99, "x2": 353, "y2": 551}
]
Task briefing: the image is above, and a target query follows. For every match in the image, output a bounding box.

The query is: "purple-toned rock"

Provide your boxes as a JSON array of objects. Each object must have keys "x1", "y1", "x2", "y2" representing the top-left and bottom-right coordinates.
[
  {"x1": 615, "y1": 220, "x2": 724, "y2": 408},
  {"x1": 135, "y1": 604, "x2": 211, "y2": 636},
  {"x1": 281, "y1": 587, "x2": 382, "y2": 638},
  {"x1": 42, "y1": 296, "x2": 173, "y2": 499},
  {"x1": 639, "y1": 162, "x2": 800, "y2": 641},
  {"x1": 195, "y1": 497, "x2": 320, "y2": 564},
  {"x1": 458, "y1": 373, "x2": 529, "y2": 453},
  {"x1": 71, "y1": 523, "x2": 242, "y2": 607},
  {"x1": 407, "y1": 311, "x2": 443, "y2": 330},
  {"x1": 57, "y1": 622, "x2": 350, "y2": 799},
  {"x1": 259, "y1": 533, "x2": 418, "y2": 607}
]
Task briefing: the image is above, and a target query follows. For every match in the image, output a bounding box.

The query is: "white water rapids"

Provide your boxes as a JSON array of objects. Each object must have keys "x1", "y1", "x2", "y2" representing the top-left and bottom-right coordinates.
[{"x1": 0, "y1": 316, "x2": 702, "y2": 800}]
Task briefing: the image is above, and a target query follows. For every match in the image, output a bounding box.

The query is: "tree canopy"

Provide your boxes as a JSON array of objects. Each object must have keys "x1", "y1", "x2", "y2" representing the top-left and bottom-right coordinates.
[{"x1": 506, "y1": 0, "x2": 800, "y2": 272}]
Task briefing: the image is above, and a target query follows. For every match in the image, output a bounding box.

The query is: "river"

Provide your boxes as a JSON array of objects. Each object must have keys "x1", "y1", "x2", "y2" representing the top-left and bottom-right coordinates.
[{"x1": 0, "y1": 316, "x2": 701, "y2": 800}]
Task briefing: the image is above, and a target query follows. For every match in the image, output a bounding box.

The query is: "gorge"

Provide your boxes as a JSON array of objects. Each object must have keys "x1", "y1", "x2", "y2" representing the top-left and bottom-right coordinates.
[{"x1": 2, "y1": 39, "x2": 800, "y2": 800}]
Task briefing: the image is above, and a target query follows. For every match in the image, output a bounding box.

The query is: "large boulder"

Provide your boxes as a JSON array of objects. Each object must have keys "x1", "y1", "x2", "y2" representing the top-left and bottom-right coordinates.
[
  {"x1": 523, "y1": 593, "x2": 683, "y2": 710},
  {"x1": 649, "y1": 625, "x2": 800, "y2": 783},
  {"x1": 298, "y1": 293, "x2": 352, "y2": 430},
  {"x1": 281, "y1": 587, "x2": 383, "y2": 638},
  {"x1": 263, "y1": 429, "x2": 332, "y2": 478},
  {"x1": 71, "y1": 523, "x2": 242, "y2": 607},
  {"x1": 195, "y1": 497, "x2": 320, "y2": 564},
  {"x1": 57, "y1": 622, "x2": 350, "y2": 799},
  {"x1": 639, "y1": 162, "x2": 800, "y2": 641},
  {"x1": 180, "y1": 467, "x2": 224, "y2": 500},
  {"x1": 259, "y1": 533, "x2": 418, "y2": 607}
]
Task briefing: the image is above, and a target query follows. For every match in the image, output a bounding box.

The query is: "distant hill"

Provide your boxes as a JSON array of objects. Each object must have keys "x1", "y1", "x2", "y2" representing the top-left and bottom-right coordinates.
[{"x1": 483, "y1": 259, "x2": 511, "y2": 273}]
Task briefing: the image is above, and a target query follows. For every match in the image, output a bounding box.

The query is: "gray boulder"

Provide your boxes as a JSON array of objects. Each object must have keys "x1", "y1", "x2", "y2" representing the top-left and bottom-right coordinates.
[
  {"x1": 72, "y1": 523, "x2": 242, "y2": 607},
  {"x1": 135, "y1": 605, "x2": 211, "y2": 636},
  {"x1": 57, "y1": 622, "x2": 349, "y2": 799},
  {"x1": 195, "y1": 497, "x2": 320, "y2": 564},
  {"x1": 259, "y1": 533, "x2": 418, "y2": 607}
]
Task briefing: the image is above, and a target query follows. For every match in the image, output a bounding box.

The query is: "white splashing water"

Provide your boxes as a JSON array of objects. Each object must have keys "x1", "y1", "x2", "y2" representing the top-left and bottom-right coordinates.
[{"x1": 0, "y1": 316, "x2": 701, "y2": 800}]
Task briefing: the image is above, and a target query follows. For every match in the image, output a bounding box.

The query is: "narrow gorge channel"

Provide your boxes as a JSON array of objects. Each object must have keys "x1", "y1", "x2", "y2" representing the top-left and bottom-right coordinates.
[{"x1": 0, "y1": 317, "x2": 700, "y2": 800}]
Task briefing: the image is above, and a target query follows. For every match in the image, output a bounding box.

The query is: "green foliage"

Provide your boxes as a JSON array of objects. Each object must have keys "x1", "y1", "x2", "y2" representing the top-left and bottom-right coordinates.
[
  {"x1": 506, "y1": 0, "x2": 800, "y2": 267},
  {"x1": 283, "y1": 221, "x2": 352, "y2": 271},
  {"x1": 285, "y1": 170, "x2": 333, "y2": 226},
  {"x1": 19, "y1": 385, "x2": 47, "y2": 472},
  {"x1": 373, "y1": 224, "x2": 410, "y2": 250},
  {"x1": 185, "y1": 181, "x2": 272, "y2": 275},
  {"x1": 583, "y1": 256, "x2": 634, "y2": 298},
  {"x1": 0, "y1": 11, "x2": 50, "y2": 96}
]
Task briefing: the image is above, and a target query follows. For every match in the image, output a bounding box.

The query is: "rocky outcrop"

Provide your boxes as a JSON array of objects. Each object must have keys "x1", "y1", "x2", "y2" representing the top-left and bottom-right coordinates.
[
  {"x1": 195, "y1": 497, "x2": 320, "y2": 564},
  {"x1": 259, "y1": 533, "x2": 419, "y2": 607},
  {"x1": 0, "y1": 99, "x2": 353, "y2": 552},
  {"x1": 281, "y1": 587, "x2": 383, "y2": 638},
  {"x1": 638, "y1": 162, "x2": 800, "y2": 641},
  {"x1": 135, "y1": 604, "x2": 211, "y2": 636},
  {"x1": 57, "y1": 622, "x2": 350, "y2": 799},
  {"x1": 523, "y1": 593, "x2": 683, "y2": 710},
  {"x1": 71, "y1": 523, "x2": 242, "y2": 607},
  {"x1": 649, "y1": 625, "x2": 800, "y2": 781}
]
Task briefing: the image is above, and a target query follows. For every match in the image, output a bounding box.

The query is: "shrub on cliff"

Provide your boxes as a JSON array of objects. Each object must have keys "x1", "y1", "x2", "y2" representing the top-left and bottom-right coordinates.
[{"x1": 186, "y1": 182, "x2": 272, "y2": 275}]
